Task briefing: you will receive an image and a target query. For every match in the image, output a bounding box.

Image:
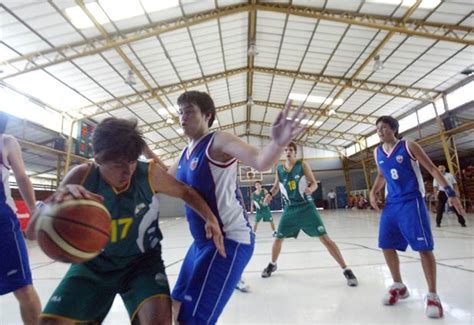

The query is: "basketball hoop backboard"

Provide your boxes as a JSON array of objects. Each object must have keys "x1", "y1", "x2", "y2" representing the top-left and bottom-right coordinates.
[{"x1": 239, "y1": 165, "x2": 262, "y2": 183}]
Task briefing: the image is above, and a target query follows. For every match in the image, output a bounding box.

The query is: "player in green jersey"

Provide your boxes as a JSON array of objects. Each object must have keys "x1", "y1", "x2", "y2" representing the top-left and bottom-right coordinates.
[
  {"x1": 27, "y1": 117, "x2": 225, "y2": 325},
  {"x1": 251, "y1": 181, "x2": 276, "y2": 235},
  {"x1": 261, "y1": 142, "x2": 358, "y2": 287}
]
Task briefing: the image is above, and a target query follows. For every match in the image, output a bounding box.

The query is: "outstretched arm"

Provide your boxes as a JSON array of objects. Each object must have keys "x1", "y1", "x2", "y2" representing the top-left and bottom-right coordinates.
[
  {"x1": 264, "y1": 172, "x2": 280, "y2": 204},
  {"x1": 408, "y1": 141, "x2": 465, "y2": 215},
  {"x1": 211, "y1": 101, "x2": 306, "y2": 171},
  {"x1": 5, "y1": 136, "x2": 36, "y2": 214},
  {"x1": 369, "y1": 149, "x2": 386, "y2": 211},
  {"x1": 150, "y1": 163, "x2": 226, "y2": 257},
  {"x1": 143, "y1": 144, "x2": 168, "y2": 170},
  {"x1": 302, "y1": 161, "x2": 318, "y2": 194}
]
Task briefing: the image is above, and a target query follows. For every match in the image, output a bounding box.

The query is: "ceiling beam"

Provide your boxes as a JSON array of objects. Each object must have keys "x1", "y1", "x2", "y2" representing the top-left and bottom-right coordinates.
[
  {"x1": 254, "y1": 67, "x2": 439, "y2": 102},
  {"x1": 249, "y1": 120, "x2": 358, "y2": 142},
  {"x1": 246, "y1": 133, "x2": 342, "y2": 153},
  {"x1": 256, "y1": 3, "x2": 474, "y2": 45},
  {"x1": 246, "y1": 0, "x2": 257, "y2": 133},
  {"x1": 72, "y1": 65, "x2": 437, "y2": 119},
  {"x1": 0, "y1": 3, "x2": 249, "y2": 80},
  {"x1": 1, "y1": 3, "x2": 471, "y2": 79},
  {"x1": 74, "y1": 67, "x2": 247, "y2": 118}
]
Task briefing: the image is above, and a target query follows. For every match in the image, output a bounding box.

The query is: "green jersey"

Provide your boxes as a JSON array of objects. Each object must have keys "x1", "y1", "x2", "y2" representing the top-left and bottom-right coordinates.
[
  {"x1": 81, "y1": 161, "x2": 162, "y2": 271},
  {"x1": 252, "y1": 190, "x2": 268, "y2": 211},
  {"x1": 277, "y1": 159, "x2": 312, "y2": 206}
]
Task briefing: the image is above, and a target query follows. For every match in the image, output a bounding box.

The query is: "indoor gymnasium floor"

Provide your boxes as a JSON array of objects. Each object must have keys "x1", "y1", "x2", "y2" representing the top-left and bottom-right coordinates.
[{"x1": 1, "y1": 209, "x2": 472, "y2": 324}]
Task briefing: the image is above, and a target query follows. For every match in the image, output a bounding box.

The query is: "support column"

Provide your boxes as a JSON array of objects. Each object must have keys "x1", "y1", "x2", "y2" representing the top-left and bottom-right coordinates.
[
  {"x1": 341, "y1": 156, "x2": 352, "y2": 199},
  {"x1": 361, "y1": 159, "x2": 372, "y2": 192},
  {"x1": 436, "y1": 118, "x2": 464, "y2": 198}
]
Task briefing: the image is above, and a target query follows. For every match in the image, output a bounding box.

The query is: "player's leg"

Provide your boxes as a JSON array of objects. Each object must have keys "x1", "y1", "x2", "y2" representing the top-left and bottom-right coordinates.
[
  {"x1": 262, "y1": 207, "x2": 300, "y2": 278},
  {"x1": 0, "y1": 213, "x2": 41, "y2": 325},
  {"x1": 378, "y1": 202, "x2": 410, "y2": 305},
  {"x1": 176, "y1": 239, "x2": 254, "y2": 324},
  {"x1": 40, "y1": 264, "x2": 116, "y2": 324},
  {"x1": 299, "y1": 203, "x2": 357, "y2": 286},
  {"x1": 14, "y1": 285, "x2": 41, "y2": 325},
  {"x1": 123, "y1": 251, "x2": 172, "y2": 324},
  {"x1": 400, "y1": 197, "x2": 442, "y2": 318},
  {"x1": 435, "y1": 191, "x2": 447, "y2": 227},
  {"x1": 253, "y1": 220, "x2": 260, "y2": 232}
]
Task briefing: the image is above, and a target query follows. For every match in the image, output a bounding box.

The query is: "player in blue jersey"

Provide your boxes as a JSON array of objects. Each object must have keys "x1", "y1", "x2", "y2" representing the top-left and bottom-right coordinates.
[
  {"x1": 0, "y1": 112, "x2": 41, "y2": 325},
  {"x1": 167, "y1": 91, "x2": 305, "y2": 324},
  {"x1": 369, "y1": 116, "x2": 465, "y2": 319}
]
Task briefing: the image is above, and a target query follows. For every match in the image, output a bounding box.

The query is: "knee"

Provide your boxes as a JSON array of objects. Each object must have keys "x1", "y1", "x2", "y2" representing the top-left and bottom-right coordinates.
[{"x1": 319, "y1": 235, "x2": 332, "y2": 246}]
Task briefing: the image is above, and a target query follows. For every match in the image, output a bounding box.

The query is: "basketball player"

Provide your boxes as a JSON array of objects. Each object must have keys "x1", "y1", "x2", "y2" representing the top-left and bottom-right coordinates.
[
  {"x1": 0, "y1": 112, "x2": 41, "y2": 325},
  {"x1": 369, "y1": 116, "x2": 465, "y2": 318},
  {"x1": 251, "y1": 181, "x2": 276, "y2": 235},
  {"x1": 168, "y1": 91, "x2": 306, "y2": 324},
  {"x1": 433, "y1": 164, "x2": 466, "y2": 227},
  {"x1": 261, "y1": 142, "x2": 358, "y2": 287},
  {"x1": 27, "y1": 117, "x2": 225, "y2": 324}
]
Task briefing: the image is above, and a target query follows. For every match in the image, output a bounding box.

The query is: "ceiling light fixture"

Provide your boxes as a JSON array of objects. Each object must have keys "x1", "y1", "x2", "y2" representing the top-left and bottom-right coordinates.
[
  {"x1": 124, "y1": 69, "x2": 136, "y2": 86},
  {"x1": 373, "y1": 55, "x2": 384, "y2": 72},
  {"x1": 248, "y1": 41, "x2": 259, "y2": 57},
  {"x1": 247, "y1": 96, "x2": 255, "y2": 106},
  {"x1": 289, "y1": 93, "x2": 344, "y2": 106}
]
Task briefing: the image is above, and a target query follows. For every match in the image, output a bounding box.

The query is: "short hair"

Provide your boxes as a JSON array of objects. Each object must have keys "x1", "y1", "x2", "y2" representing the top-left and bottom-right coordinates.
[
  {"x1": 376, "y1": 116, "x2": 400, "y2": 138},
  {"x1": 92, "y1": 117, "x2": 145, "y2": 163},
  {"x1": 287, "y1": 141, "x2": 297, "y2": 153},
  {"x1": 255, "y1": 181, "x2": 262, "y2": 185},
  {"x1": 0, "y1": 112, "x2": 8, "y2": 134},
  {"x1": 177, "y1": 91, "x2": 216, "y2": 127}
]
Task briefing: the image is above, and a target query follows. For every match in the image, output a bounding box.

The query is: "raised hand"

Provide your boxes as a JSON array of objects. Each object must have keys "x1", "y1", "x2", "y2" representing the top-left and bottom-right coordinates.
[{"x1": 271, "y1": 100, "x2": 307, "y2": 147}]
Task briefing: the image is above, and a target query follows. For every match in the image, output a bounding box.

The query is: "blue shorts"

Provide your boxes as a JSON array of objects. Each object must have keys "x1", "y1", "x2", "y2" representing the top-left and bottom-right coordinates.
[
  {"x1": 379, "y1": 196, "x2": 434, "y2": 251},
  {"x1": 0, "y1": 206, "x2": 33, "y2": 295},
  {"x1": 172, "y1": 237, "x2": 254, "y2": 325}
]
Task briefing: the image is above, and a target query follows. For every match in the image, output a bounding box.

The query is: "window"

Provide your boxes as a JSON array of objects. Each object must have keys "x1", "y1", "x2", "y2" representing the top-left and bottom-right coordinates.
[
  {"x1": 447, "y1": 81, "x2": 473, "y2": 111},
  {"x1": 366, "y1": 133, "x2": 380, "y2": 147},
  {"x1": 346, "y1": 145, "x2": 356, "y2": 156},
  {"x1": 434, "y1": 98, "x2": 445, "y2": 116},
  {"x1": 417, "y1": 104, "x2": 436, "y2": 124},
  {"x1": 398, "y1": 113, "x2": 418, "y2": 133}
]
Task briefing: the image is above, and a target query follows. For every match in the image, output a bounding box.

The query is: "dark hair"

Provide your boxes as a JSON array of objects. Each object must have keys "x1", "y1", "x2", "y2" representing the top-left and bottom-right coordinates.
[
  {"x1": 255, "y1": 181, "x2": 262, "y2": 185},
  {"x1": 287, "y1": 141, "x2": 297, "y2": 153},
  {"x1": 376, "y1": 116, "x2": 400, "y2": 138},
  {"x1": 93, "y1": 117, "x2": 145, "y2": 163},
  {"x1": 0, "y1": 112, "x2": 8, "y2": 134},
  {"x1": 177, "y1": 91, "x2": 216, "y2": 127}
]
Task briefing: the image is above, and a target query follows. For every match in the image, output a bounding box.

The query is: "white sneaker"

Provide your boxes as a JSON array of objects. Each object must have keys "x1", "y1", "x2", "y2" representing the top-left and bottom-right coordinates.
[
  {"x1": 425, "y1": 294, "x2": 443, "y2": 318},
  {"x1": 382, "y1": 284, "x2": 409, "y2": 305},
  {"x1": 235, "y1": 279, "x2": 250, "y2": 292}
]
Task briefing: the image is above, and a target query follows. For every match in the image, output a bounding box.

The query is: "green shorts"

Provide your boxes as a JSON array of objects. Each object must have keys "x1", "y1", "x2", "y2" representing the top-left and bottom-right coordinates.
[
  {"x1": 42, "y1": 251, "x2": 170, "y2": 323},
  {"x1": 255, "y1": 207, "x2": 273, "y2": 222},
  {"x1": 275, "y1": 202, "x2": 327, "y2": 239}
]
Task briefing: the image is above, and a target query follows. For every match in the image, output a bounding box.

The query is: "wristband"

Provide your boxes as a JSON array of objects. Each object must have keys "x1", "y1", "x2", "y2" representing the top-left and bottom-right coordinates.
[{"x1": 445, "y1": 186, "x2": 456, "y2": 198}]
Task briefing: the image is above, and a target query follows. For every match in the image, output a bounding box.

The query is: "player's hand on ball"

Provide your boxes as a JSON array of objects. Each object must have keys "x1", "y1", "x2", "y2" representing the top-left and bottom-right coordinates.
[{"x1": 55, "y1": 184, "x2": 104, "y2": 202}]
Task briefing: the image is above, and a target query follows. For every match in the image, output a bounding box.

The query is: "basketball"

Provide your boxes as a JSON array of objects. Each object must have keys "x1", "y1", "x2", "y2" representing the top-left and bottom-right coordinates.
[{"x1": 35, "y1": 196, "x2": 111, "y2": 263}]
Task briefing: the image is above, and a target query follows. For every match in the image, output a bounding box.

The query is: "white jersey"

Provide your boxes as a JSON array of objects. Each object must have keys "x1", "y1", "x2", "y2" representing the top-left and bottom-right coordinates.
[{"x1": 176, "y1": 132, "x2": 252, "y2": 244}]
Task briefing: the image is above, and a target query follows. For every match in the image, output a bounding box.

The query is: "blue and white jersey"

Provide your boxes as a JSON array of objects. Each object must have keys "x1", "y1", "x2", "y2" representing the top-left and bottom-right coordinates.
[
  {"x1": 376, "y1": 140, "x2": 425, "y2": 203},
  {"x1": 176, "y1": 132, "x2": 252, "y2": 244},
  {"x1": 0, "y1": 135, "x2": 16, "y2": 214}
]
